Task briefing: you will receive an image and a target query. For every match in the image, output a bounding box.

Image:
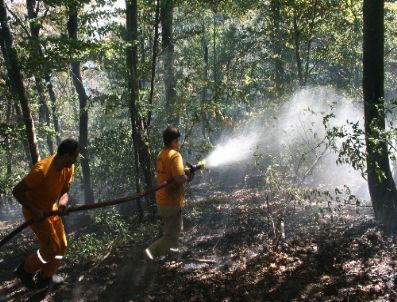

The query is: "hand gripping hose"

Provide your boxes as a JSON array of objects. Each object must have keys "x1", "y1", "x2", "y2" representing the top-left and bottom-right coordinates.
[{"x1": 0, "y1": 179, "x2": 175, "y2": 249}]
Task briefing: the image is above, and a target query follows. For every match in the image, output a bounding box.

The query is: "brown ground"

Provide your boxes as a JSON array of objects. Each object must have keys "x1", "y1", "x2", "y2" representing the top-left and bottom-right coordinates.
[{"x1": 1, "y1": 187, "x2": 397, "y2": 302}]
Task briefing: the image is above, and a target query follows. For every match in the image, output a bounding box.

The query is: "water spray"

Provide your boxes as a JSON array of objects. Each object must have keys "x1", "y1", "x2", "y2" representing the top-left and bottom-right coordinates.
[{"x1": 203, "y1": 132, "x2": 260, "y2": 168}]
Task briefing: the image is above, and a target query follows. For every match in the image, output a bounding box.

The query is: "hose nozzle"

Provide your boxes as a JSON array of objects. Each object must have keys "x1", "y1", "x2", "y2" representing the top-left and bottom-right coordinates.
[{"x1": 186, "y1": 160, "x2": 205, "y2": 173}]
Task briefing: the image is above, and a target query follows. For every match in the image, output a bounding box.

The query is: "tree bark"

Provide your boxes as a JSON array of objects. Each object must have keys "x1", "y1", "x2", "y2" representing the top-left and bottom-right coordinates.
[
  {"x1": 270, "y1": 0, "x2": 285, "y2": 94},
  {"x1": 126, "y1": 0, "x2": 154, "y2": 210},
  {"x1": 132, "y1": 142, "x2": 143, "y2": 217},
  {"x1": 161, "y1": 0, "x2": 178, "y2": 125},
  {"x1": 0, "y1": 0, "x2": 39, "y2": 166},
  {"x1": 147, "y1": 0, "x2": 160, "y2": 129},
  {"x1": 67, "y1": 5, "x2": 94, "y2": 204},
  {"x1": 201, "y1": 34, "x2": 209, "y2": 137},
  {"x1": 35, "y1": 78, "x2": 54, "y2": 154},
  {"x1": 44, "y1": 73, "x2": 61, "y2": 146},
  {"x1": 303, "y1": 0, "x2": 318, "y2": 85},
  {"x1": 292, "y1": 8, "x2": 304, "y2": 87},
  {"x1": 27, "y1": 0, "x2": 54, "y2": 154},
  {"x1": 13, "y1": 98, "x2": 32, "y2": 164},
  {"x1": 363, "y1": 0, "x2": 397, "y2": 232},
  {"x1": 6, "y1": 96, "x2": 12, "y2": 176}
]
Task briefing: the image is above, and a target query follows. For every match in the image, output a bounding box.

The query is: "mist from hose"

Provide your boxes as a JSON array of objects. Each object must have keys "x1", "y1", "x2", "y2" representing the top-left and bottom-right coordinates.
[
  {"x1": 198, "y1": 86, "x2": 369, "y2": 200},
  {"x1": 204, "y1": 132, "x2": 260, "y2": 168}
]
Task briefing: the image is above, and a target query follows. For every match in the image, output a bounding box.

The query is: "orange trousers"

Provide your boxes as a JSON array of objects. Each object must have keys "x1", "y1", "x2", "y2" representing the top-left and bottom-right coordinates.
[{"x1": 22, "y1": 209, "x2": 67, "y2": 278}]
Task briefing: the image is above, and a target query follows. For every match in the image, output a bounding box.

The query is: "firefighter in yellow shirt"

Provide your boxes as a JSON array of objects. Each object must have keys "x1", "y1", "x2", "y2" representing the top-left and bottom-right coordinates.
[
  {"x1": 145, "y1": 126, "x2": 193, "y2": 260},
  {"x1": 12, "y1": 138, "x2": 79, "y2": 290}
]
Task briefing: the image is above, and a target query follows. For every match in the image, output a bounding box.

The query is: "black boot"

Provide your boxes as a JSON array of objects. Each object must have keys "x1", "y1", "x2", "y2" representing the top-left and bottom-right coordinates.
[
  {"x1": 14, "y1": 262, "x2": 36, "y2": 289},
  {"x1": 36, "y1": 273, "x2": 52, "y2": 290}
]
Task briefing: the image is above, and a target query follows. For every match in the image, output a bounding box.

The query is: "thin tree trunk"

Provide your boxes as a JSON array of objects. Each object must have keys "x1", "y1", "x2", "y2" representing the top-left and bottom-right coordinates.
[
  {"x1": 133, "y1": 142, "x2": 143, "y2": 217},
  {"x1": 161, "y1": 0, "x2": 177, "y2": 125},
  {"x1": 303, "y1": 0, "x2": 318, "y2": 85},
  {"x1": 270, "y1": 0, "x2": 285, "y2": 94},
  {"x1": 6, "y1": 97, "x2": 12, "y2": 176},
  {"x1": 127, "y1": 0, "x2": 141, "y2": 199},
  {"x1": 213, "y1": 12, "x2": 217, "y2": 84},
  {"x1": 35, "y1": 78, "x2": 54, "y2": 154},
  {"x1": 146, "y1": 0, "x2": 160, "y2": 129},
  {"x1": 126, "y1": 0, "x2": 154, "y2": 210},
  {"x1": 27, "y1": 0, "x2": 54, "y2": 154},
  {"x1": 13, "y1": 99, "x2": 32, "y2": 164},
  {"x1": 363, "y1": 0, "x2": 397, "y2": 232},
  {"x1": 292, "y1": 8, "x2": 304, "y2": 87},
  {"x1": 201, "y1": 34, "x2": 209, "y2": 137},
  {"x1": 0, "y1": 0, "x2": 39, "y2": 166},
  {"x1": 67, "y1": 5, "x2": 94, "y2": 204},
  {"x1": 44, "y1": 74, "x2": 61, "y2": 145}
]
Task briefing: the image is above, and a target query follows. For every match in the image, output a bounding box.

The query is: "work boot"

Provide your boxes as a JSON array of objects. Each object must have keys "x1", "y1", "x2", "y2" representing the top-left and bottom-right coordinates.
[
  {"x1": 51, "y1": 274, "x2": 65, "y2": 284},
  {"x1": 14, "y1": 262, "x2": 36, "y2": 289},
  {"x1": 36, "y1": 274, "x2": 52, "y2": 290}
]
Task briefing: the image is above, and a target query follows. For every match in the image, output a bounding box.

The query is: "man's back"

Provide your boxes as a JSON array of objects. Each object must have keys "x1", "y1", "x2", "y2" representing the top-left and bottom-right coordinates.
[
  {"x1": 25, "y1": 155, "x2": 73, "y2": 211},
  {"x1": 155, "y1": 148, "x2": 185, "y2": 205}
]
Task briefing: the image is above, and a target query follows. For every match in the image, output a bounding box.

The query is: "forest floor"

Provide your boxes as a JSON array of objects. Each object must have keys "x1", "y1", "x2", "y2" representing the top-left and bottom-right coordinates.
[{"x1": 1, "y1": 183, "x2": 397, "y2": 302}]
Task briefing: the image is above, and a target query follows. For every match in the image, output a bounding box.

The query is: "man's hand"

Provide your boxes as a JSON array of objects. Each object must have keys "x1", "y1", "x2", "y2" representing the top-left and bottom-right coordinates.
[
  {"x1": 184, "y1": 167, "x2": 195, "y2": 182},
  {"x1": 58, "y1": 204, "x2": 68, "y2": 216},
  {"x1": 58, "y1": 191, "x2": 69, "y2": 216},
  {"x1": 187, "y1": 172, "x2": 194, "y2": 182}
]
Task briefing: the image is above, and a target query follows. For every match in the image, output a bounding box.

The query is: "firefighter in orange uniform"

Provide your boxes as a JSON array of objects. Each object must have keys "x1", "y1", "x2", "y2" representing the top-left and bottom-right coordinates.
[
  {"x1": 12, "y1": 138, "x2": 79, "y2": 289},
  {"x1": 145, "y1": 126, "x2": 193, "y2": 260}
]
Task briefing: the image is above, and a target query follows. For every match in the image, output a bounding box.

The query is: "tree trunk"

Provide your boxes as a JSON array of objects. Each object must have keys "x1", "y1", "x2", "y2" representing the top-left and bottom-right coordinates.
[
  {"x1": 201, "y1": 35, "x2": 209, "y2": 137},
  {"x1": 146, "y1": 0, "x2": 160, "y2": 129},
  {"x1": 35, "y1": 78, "x2": 54, "y2": 154},
  {"x1": 292, "y1": 8, "x2": 304, "y2": 87},
  {"x1": 27, "y1": 0, "x2": 54, "y2": 154},
  {"x1": 126, "y1": 0, "x2": 141, "y2": 200},
  {"x1": 67, "y1": 5, "x2": 94, "y2": 204},
  {"x1": 0, "y1": 0, "x2": 39, "y2": 166},
  {"x1": 44, "y1": 73, "x2": 61, "y2": 146},
  {"x1": 212, "y1": 11, "x2": 221, "y2": 104},
  {"x1": 303, "y1": 0, "x2": 318, "y2": 85},
  {"x1": 6, "y1": 97, "x2": 12, "y2": 176},
  {"x1": 270, "y1": 0, "x2": 285, "y2": 94},
  {"x1": 133, "y1": 144, "x2": 143, "y2": 217},
  {"x1": 160, "y1": 0, "x2": 177, "y2": 125},
  {"x1": 363, "y1": 0, "x2": 397, "y2": 233},
  {"x1": 126, "y1": 0, "x2": 154, "y2": 210},
  {"x1": 12, "y1": 98, "x2": 32, "y2": 164}
]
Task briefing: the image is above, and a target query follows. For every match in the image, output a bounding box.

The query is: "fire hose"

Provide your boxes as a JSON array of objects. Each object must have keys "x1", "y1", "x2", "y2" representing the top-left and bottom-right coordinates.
[{"x1": 0, "y1": 161, "x2": 205, "y2": 249}]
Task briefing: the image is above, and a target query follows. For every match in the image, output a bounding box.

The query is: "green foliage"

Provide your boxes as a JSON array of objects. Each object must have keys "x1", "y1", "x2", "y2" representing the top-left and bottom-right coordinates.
[
  {"x1": 324, "y1": 117, "x2": 366, "y2": 175},
  {"x1": 90, "y1": 207, "x2": 132, "y2": 239},
  {"x1": 66, "y1": 207, "x2": 133, "y2": 264},
  {"x1": 66, "y1": 233, "x2": 106, "y2": 264},
  {"x1": 89, "y1": 122, "x2": 134, "y2": 199}
]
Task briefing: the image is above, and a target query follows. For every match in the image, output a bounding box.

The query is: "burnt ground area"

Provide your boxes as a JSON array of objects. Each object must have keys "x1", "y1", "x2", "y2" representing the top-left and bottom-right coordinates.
[{"x1": 1, "y1": 187, "x2": 397, "y2": 302}]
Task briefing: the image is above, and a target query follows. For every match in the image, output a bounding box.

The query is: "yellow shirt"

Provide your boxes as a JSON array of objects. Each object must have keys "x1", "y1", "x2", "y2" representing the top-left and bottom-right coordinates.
[
  {"x1": 155, "y1": 148, "x2": 185, "y2": 206},
  {"x1": 24, "y1": 155, "x2": 74, "y2": 211}
]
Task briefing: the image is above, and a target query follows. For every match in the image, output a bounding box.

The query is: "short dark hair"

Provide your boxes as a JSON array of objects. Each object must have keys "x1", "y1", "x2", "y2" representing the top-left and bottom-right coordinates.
[
  {"x1": 57, "y1": 138, "x2": 79, "y2": 156},
  {"x1": 163, "y1": 126, "x2": 181, "y2": 146}
]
